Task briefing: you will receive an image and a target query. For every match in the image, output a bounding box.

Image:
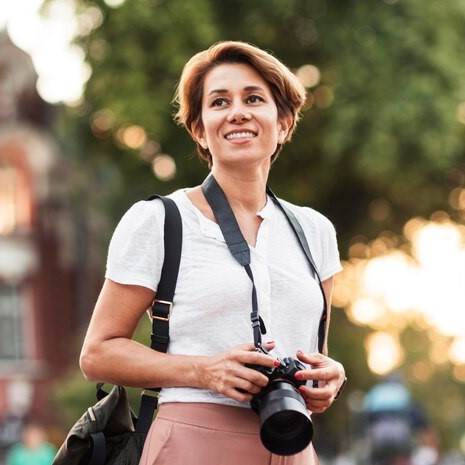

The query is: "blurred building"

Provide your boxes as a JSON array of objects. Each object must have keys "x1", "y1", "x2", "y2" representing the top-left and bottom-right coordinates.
[{"x1": 0, "y1": 31, "x2": 93, "y2": 443}]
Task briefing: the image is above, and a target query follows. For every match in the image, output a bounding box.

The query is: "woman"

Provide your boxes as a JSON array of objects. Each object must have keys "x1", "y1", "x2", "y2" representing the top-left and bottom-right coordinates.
[{"x1": 80, "y1": 41, "x2": 346, "y2": 465}]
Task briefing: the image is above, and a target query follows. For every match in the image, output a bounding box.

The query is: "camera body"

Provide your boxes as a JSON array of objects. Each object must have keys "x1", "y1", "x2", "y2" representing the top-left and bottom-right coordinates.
[
  {"x1": 250, "y1": 354, "x2": 306, "y2": 392},
  {"x1": 246, "y1": 347, "x2": 313, "y2": 456}
]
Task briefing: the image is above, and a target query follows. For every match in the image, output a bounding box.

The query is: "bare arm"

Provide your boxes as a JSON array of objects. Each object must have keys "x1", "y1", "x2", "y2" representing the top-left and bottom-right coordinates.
[{"x1": 80, "y1": 279, "x2": 279, "y2": 402}]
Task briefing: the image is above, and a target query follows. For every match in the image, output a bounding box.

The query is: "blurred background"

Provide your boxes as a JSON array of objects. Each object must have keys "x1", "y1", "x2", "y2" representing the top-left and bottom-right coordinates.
[{"x1": 1, "y1": 0, "x2": 465, "y2": 464}]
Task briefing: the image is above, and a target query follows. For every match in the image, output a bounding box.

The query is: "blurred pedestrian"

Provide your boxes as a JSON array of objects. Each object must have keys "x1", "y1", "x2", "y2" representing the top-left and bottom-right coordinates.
[
  {"x1": 5, "y1": 419, "x2": 56, "y2": 465},
  {"x1": 363, "y1": 375, "x2": 436, "y2": 465}
]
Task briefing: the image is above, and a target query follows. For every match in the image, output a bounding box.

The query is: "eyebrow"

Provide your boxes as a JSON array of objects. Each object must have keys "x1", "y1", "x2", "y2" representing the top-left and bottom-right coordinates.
[{"x1": 207, "y1": 85, "x2": 266, "y2": 96}]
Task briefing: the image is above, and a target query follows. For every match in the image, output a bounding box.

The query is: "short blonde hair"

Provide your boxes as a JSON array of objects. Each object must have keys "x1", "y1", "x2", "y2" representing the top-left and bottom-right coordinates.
[{"x1": 173, "y1": 41, "x2": 307, "y2": 165}]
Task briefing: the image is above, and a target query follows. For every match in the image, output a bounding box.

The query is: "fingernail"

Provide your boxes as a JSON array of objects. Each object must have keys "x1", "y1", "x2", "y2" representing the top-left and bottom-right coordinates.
[
  {"x1": 297, "y1": 349, "x2": 304, "y2": 354},
  {"x1": 265, "y1": 340, "x2": 275, "y2": 345},
  {"x1": 273, "y1": 360, "x2": 281, "y2": 367},
  {"x1": 295, "y1": 372, "x2": 304, "y2": 379}
]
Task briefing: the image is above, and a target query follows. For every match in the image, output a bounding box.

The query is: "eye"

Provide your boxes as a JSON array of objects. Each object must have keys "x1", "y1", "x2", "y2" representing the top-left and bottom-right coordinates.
[
  {"x1": 246, "y1": 94, "x2": 265, "y2": 104},
  {"x1": 211, "y1": 97, "x2": 228, "y2": 107}
]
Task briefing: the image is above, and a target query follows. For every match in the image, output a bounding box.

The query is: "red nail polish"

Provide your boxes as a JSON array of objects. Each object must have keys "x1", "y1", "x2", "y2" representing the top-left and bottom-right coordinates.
[
  {"x1": 295, "y1": 372, "x2": 304, "y2": 379},
  {"x1": 273, "y1": 360, "x2": 281, "y2": 367}
]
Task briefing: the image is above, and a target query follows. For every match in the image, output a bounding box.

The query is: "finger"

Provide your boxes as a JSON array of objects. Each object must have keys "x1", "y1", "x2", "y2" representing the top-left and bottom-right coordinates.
[
  {"x1": 247, "y1": 347, "x2": 280, "y2": 366},
  {"x1": 299, "y1": 382, "x2": 341, "y2": 408},
  {"x1": 304, "y1": 401, "x2": 330, "y2": 414},
  {"x1": 299, "y1": 384, "x2": 332, "y2": 401},
  {"x1": 227, "y1": 387, "x2": 253, "y2": 403},
  {"x1": 235, "y1": 377, "x2": 265, "y2": 395},
  {"x1": 295, "y1": 352, "x2": 344, "y2": 382},
  {"x1": 296, "y1": 350, "x2": 326, "y2": 365},
  {"x1": 263, "y1": 340, "x2": 276, "y2": 350},
  {"x1": 235, "y1": 342, "x2": 260, "y2": 352},
  {"x1": 295, "y1": 368, "x2": 334, "y2": 383},
  {"x1": 243, "y1": 367, "x2": 271, "y2": 389},
  {"x1": 232, "y1": 343, "x2": 276, "y2": 364},
  {"x1": 298, "y1": 386, "x2": 333, "y2": 413},
  {"x1": 302, "y1": 395, "x2": 330, "y2": 412}
]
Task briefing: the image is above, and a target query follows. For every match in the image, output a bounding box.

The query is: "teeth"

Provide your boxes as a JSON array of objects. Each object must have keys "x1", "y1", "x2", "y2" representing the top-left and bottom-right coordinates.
[{"x1": 226, "y1": 132, "x2": 255, "y2": 140}]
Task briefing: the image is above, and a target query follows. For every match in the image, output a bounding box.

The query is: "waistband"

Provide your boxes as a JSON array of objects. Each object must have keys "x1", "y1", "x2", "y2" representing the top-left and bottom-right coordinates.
[{"x1": 156, "y1": 402, "x2": 260, "y2": 434}]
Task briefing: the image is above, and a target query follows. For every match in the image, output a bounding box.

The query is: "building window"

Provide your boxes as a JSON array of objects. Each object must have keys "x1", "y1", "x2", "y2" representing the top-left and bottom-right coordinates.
[
  {"x1": 0, "y1": 284, "x2": 24, "y2": 360},
  {"x1": 0, "y1": 163, "x2": 31, "y2": 235}
]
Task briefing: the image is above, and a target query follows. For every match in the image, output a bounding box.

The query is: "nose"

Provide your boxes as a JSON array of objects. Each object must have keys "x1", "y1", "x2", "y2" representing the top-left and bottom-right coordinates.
[{"x1": 227, "y1": 104, "x2": 251, "y2": 123}]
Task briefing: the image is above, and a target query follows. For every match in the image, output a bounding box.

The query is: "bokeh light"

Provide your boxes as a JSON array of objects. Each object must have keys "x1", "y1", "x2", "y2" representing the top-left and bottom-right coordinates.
[
  {"x1": 152, "y1": 155, "x2": 176, "y2": 181},
  {"x1": 365, "y1": 332, "x2": 404, "y2": 375},
  {"x1": 334, "y1": 213, "x2": 465, "y2": 375},
  {"x1": 139, "y1": 140, "x2": 161, "y2": 163},
  {"x1": 115, "y1": 125, "x2": 147, "y2": 150},
  {"x1": 296, "y1": 64, "x2": 321, "y2": 88},
  {"x1": 90, "y1": 109, "x2": 115, "y2": 138},
  {"x1": 313, "y1": 86, "x2": 334, "y2": 109},
  {"x1": 103, "y1": 0, "x2": 126, "y2": 7},
  {"x1": 1, "y1": 0, "x2": 96, "y2": 104}
]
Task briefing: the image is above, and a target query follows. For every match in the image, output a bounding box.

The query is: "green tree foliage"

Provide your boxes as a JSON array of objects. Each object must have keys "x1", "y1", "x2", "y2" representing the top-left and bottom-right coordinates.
[
  {"x1": 50, "y1": 0, "x2": 465, "y2": 454},
  {"x1": 58, "y1": 0, "x2": 465, "y2": 243}
]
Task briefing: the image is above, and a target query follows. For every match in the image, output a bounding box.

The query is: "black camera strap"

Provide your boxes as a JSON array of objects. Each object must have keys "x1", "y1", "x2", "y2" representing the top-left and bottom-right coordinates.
[
  {"x1": 201, "y1": 174, "x2": 327, "y2": 353},
  {"x1": 202, "y1": 175, "x2": 266, "y2": 349}
]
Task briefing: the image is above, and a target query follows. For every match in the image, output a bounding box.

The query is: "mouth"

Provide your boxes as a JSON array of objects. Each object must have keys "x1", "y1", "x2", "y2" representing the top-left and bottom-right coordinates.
[{"x1": 225, "y1": 131, "x2": 257, "y2": 141}]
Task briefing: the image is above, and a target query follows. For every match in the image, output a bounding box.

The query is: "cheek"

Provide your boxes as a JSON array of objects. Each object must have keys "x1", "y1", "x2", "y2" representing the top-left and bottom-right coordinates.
[{"x1": 202, "y1": 116, "x2": 220, "y2": 138}]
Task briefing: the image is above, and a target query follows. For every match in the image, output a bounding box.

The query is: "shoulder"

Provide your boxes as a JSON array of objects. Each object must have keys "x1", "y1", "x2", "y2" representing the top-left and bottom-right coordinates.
[
  {"x1": 124, "y1": 196, "x2": 166, "y2": 219},
  {"x1": 106, "y1": 190, "x2": 187, "y2": 291},
  {"x1": 115, "y1": 190, "x2": 186, "y2": 233},
  {"x1": 274, "y1": 197, "x2": 342, "y2": 279},
  {"x1": 277, "y1": 198, "x2": 337, "y2": 235},
  {"x1": 140, "y1": 189, "x2": 189, "y2": 216}
]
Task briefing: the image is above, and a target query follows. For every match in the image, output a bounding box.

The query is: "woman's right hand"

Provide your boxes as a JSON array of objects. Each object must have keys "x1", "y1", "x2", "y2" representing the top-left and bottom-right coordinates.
[{"x1": 196, "y1": 341, "x2": 279, "y2": 402}]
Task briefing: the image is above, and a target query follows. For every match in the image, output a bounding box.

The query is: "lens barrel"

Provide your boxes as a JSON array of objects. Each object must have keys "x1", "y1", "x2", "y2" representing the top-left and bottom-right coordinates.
[{"x1": 256, "y1": 381, "x2": 313, "y2": 456}]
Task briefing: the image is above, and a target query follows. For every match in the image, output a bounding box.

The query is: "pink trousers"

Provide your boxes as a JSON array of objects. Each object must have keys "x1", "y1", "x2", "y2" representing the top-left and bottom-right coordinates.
[{"x1": 139, "y1": 403, "x2": 320, "y2": 465}]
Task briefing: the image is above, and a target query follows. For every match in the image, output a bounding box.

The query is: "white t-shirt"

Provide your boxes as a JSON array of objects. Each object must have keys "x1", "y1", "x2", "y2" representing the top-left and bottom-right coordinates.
[{"x1": 106, "y1": 189, "x2": 342, "y2": 407}]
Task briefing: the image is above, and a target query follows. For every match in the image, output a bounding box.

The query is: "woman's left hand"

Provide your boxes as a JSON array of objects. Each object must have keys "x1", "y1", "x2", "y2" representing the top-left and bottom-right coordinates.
[{"x1": 294, "y1": 351, "x2": 345, "y2": 413}]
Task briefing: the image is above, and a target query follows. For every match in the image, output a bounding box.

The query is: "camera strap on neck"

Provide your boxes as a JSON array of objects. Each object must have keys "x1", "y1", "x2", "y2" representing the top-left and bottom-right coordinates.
[
  {"x1": 202, "y1": 174, "x2": 266, "y2": 348},
  {"x1": 201, "y1": 174, "x2": 328, "y2": 353}
]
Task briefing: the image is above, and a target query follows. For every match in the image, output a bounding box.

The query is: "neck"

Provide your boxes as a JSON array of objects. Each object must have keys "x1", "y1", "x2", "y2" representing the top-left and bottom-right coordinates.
[{"x1": 209, "y1": 165, "x2": 268, "y2": 214}]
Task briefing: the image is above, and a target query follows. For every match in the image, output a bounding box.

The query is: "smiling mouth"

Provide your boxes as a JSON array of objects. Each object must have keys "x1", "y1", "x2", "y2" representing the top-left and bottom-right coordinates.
[{"x1": 225, "y1": 131, "x2": 256, "y2": 140}]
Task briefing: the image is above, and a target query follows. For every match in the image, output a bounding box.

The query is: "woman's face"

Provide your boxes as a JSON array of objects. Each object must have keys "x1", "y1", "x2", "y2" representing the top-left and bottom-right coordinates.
[{"x1": 194, "y1": 62, "x2": 289, "y2": 168}]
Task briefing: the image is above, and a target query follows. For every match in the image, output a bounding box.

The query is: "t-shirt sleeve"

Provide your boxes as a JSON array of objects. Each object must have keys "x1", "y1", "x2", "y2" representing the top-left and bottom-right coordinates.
[
  {"x1": 105, "y1": 200, "x2": 165, "y2": 292},
  {"x1": 293, "y1": 204, "x2": 343, "y2": 281},
  {"x1": 316, "y1": 214, "x2": 343, "y2": 281}
]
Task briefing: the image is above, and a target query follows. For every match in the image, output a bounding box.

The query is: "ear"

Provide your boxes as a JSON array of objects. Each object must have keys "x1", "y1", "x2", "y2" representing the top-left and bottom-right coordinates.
[
  {"x1": 192, "y1": 124, "x2": 208, "y2": 150},
  {"x1": 277, "y1": 116, "x2": 292, "y2": 144}
]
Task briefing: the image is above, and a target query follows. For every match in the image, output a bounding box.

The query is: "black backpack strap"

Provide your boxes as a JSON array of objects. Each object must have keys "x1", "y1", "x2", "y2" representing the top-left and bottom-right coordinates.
[
  {"x1": 88, "y1": 432, "x2": 106, "y2": 465},
  {"x1": 146, "y1": 195, "x2": 183, "y2": 353},
  {"x1": 136, "y1": 194, "x2": 183, "y2": 433},
  {"x1": 266, "y1": 188, "x2": 328, "y2": 355}
]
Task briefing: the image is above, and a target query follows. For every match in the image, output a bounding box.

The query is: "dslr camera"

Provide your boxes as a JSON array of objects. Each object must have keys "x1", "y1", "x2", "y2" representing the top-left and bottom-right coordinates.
[{"x1": 246, "y1": 346, "x2": 313, "y2": 456}]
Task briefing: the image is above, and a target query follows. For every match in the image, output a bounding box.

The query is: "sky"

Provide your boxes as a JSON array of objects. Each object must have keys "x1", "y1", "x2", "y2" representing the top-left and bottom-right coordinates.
[{"x1": 0, "y1": 0, "x2": 90, "y2": 104}]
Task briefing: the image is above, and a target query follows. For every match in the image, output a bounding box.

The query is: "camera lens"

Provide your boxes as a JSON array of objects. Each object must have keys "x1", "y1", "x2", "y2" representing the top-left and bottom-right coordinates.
[{"x1": 257, "y1": 381, "x2": 313, "y2": 456}]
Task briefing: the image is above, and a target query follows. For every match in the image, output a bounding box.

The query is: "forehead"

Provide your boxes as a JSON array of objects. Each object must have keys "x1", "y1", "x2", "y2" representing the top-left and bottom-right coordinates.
[{"x1": 202, "y1": 62, "x2": 271, "y2": 95}]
